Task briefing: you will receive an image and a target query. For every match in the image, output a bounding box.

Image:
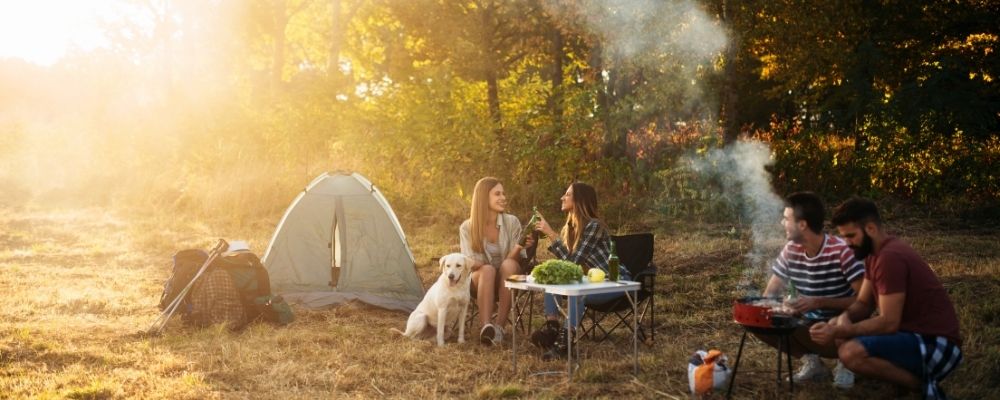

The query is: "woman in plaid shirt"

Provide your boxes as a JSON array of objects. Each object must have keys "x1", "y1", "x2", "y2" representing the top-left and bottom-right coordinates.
[{"x1": 530, "y1": 182, "x2": 631, "y2": 359}]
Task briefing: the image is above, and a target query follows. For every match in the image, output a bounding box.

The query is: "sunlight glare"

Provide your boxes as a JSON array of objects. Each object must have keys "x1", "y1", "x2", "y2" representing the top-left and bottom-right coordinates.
[{"x1": 0, "y1": 1, "x2": 120, "y2": 66}]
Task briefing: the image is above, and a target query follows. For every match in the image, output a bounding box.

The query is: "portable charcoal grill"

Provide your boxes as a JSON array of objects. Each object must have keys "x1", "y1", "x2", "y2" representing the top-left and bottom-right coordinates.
[
  {"x1": 732, "y1": 296, "x2": 801, "y2": 329},
  {"x1": 726, "y1": 296, "x2": 806, "y2": 399}
]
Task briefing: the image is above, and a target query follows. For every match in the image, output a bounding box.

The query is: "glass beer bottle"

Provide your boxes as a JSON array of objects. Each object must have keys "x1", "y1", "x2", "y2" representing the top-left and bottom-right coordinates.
[
  {"x1": 607, "y1": 240, "x2": 620, "y2": 281},
  {"x1": 518, "y1": 206, "x2": 540, "y2": 246}
]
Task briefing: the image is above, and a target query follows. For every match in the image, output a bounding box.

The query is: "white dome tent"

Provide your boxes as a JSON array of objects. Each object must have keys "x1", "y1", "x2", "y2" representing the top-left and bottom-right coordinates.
[{"x1": 262, "y1": 172, "x2": 424, "y2": 312}]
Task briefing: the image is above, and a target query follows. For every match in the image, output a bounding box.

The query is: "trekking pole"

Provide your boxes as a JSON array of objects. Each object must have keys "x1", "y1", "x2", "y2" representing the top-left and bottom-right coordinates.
[{"x1": 147, "y1": 239, "x2": 228, "y2": 335}]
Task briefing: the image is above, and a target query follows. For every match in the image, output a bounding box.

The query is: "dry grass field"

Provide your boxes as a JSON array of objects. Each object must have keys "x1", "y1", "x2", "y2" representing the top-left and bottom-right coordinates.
[{"x1": 1, "y1": 206, "x2": 998, "y2": 399}]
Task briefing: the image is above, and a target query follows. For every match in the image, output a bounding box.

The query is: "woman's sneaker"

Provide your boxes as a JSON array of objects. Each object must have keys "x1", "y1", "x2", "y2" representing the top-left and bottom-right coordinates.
[
  {"x1": 530, "y1": 320, "x2": 560, "y2": 350},
  {"x1": 833, "y1": 361, "x2": 855, "y2": 389},
  {"x1": 543, "y1": 326, "x2": 575, "y2": 361},
  {"x1": 480, "y1": 324, "x2": 497, "y2": 346},
  {"x1": 493, "y1": 325, "x2": 505, "y2": 345},
  {"x1": 792, "y1": 354, "x2": 830, "y2": 383}
]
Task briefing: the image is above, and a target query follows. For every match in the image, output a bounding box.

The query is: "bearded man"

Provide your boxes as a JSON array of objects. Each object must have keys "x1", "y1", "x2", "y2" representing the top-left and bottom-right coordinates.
[{"x1": 811, "y1": 197, "x2": 962, "y2": 399}]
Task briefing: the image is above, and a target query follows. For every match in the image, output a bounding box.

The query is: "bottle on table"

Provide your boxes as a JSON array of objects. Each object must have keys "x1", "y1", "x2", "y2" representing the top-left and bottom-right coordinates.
[{"x1": 607, "y1": 240, "x2": 620, "y2": 282}]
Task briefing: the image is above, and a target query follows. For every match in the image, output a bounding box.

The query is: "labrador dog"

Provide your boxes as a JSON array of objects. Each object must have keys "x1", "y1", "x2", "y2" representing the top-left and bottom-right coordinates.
[{"x1": 391, "y1": 253, "x2": 472, "y2": 346}]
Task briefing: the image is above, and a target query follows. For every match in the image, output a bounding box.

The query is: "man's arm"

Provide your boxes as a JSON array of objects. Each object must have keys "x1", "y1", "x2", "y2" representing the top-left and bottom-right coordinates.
[
  {"x1": 837, "y1": 291, "x2": 904, "y2": 337},
  {"x1": 763, "y1": 274, "x2": 785, "y2": 297},
  {"x1": 806, "y1": 277, "x2": 864, "y2": 311},
  {"x1": 842, "y1": 278, "x2": 876, "y2": 323}
]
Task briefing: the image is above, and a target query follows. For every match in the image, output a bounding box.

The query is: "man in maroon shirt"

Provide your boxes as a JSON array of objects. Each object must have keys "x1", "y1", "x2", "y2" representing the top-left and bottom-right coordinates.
[{"x1": 811, "y1": 198, "x2": 962, "y2": 398}]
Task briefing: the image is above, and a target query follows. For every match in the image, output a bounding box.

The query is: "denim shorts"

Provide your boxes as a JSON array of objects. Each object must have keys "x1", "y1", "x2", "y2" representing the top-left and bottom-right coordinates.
[{"x1": 855, "y1": 332, "x2": 924, "y2": 379}]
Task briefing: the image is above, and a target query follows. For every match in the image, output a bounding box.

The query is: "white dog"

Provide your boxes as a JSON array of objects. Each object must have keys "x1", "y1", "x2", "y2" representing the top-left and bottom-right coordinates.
[{"x1": 391, "y1": 253, "x2": 472, "y2": 346}]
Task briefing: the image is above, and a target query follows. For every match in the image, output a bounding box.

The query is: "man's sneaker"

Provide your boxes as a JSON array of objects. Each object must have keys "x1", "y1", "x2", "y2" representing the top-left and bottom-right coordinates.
[
  {"x1": 493, "y1": 325, "x2": 505, "y2": 345},
  {"x1": 530, "y1": 320, "x2": 560, "y2": 350},
  {"x1": 480, "y1": 324, "x2": 497, "y2": 346},
  {"x1": 833, "y1": 361, "x2": 855, "y2": 389},
  {"x1": 792, "y1": 354, "x2": 830, "y2": 383}
]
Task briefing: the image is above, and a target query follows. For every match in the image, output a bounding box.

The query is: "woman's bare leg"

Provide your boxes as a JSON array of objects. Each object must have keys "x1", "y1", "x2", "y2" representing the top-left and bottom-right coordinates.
[
  {"x1": 494, "y1": 259, "x2": 520, "y2": 327},
  {"x1": 471, "y1": 266, "x2": 496, "y2": 326}
]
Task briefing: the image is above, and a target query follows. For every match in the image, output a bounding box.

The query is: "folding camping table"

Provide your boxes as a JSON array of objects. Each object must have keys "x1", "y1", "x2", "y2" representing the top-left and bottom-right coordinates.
[{"x1": 505, "y1": 278, "x2": 641, "y2": 380}]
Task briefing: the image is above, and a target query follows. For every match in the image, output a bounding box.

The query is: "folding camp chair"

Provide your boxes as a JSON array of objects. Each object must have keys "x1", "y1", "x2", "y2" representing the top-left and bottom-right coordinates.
[{"x1": 580, "y1": 233, "x2": 657, "y2": 344}]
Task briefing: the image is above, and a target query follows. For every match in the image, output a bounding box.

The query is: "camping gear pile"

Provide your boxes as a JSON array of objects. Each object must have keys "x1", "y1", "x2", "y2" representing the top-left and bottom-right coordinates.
[{"x1": 149, "y1": 239, "x2": 293, "y2": 334}]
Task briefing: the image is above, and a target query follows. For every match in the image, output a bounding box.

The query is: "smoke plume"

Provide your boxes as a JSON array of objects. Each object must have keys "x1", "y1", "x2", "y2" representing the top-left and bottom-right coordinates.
[{"x1": 687, "y1": 140, "x2": 785, "y2": 295}]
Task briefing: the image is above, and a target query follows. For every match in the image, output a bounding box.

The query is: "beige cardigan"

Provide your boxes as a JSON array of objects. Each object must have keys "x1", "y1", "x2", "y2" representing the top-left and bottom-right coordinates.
[{"x1": 459, "y1": 213, "x2": 526, "y2": 267}]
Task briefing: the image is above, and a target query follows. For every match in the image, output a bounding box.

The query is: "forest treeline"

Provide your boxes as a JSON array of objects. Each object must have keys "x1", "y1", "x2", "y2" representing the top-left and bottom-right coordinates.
[{"x1": 0, "y1": 0, "x2": 997, "y2": 227}]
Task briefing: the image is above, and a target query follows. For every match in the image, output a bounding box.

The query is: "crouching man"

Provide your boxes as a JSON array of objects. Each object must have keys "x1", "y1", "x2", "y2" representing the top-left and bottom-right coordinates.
[
  {"x1": 811, "y1": 197, "x2": 962, "y2": 399},
  {"x1": 759, "y1": 192, "x2": 864, "y2": 388}
]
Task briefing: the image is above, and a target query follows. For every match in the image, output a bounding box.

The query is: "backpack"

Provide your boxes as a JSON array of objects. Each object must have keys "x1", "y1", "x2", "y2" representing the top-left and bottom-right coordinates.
[
  {"x1": 158, "y1": 249, "x2": 209, "y2": 314},
  {"x1": 211, "y1": 252, "x2": 294, "y2": 325}
]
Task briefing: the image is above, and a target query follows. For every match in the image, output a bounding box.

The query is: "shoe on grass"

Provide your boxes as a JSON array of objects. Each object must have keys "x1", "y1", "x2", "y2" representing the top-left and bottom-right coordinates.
[
  {"x1": 833, "y1": 361, "x2": 855, "y2": 389},
  {"x1": 792, "y1": 354, "x2": 830, "y2": 383},
  {"x1": 549, "y1": 326, "x2": 574, "y2": 358},
  {"x1": 493, "y1": 325, "x2": 504, "y2": 344},
  {"x1": 480, "y1": 323, "x2": 497, "y2": 346},
  {"x1": 530, "y1": 320, "x2": 560, "y2": 350}
]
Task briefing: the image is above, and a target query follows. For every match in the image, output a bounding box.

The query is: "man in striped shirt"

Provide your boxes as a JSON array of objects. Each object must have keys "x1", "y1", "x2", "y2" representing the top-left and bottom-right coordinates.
[{"x1": 760, "y1": 192, "x2": 865, "y2": 388}]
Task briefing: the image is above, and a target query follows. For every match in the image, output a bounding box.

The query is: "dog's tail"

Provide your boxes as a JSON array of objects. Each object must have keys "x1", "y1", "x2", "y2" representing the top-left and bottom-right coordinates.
[{"x1": 389, "y1": 327, "x2": 408, "y2": 337}]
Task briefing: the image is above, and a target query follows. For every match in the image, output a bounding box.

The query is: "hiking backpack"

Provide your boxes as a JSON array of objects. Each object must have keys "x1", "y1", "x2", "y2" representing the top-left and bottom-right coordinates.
[
  {"x1": 158, "y1": 249, "x2": 209, "y2": 315},
  {"x1": 210, "y1": 252, "x2": 294, "y2": 325},
  {"x1": 158, "y1": 248, "x2": 293, "y2": 327}
]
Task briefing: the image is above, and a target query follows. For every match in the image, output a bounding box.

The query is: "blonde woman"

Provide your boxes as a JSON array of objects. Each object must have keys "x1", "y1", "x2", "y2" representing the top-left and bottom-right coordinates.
[{"x1": 459, "y1": 177, "x2": 532, "y2": 345}]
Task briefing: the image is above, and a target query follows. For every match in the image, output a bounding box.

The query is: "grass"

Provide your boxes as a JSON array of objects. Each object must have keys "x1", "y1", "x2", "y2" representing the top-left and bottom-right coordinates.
[{"x1": 1, "y1": 206, "x2": 998, "y2": 399}]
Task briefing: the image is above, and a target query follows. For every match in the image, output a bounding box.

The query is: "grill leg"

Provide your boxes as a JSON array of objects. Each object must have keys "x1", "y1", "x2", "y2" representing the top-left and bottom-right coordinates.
[
  {"x1": 726, "y1": 329, "x2": 748, "y2": 399},
  {"x1": 786, "y1": 333, "x2": 794, "y2": 393},
  {"x1": 776, "y1": 332, "x2": 783, "y2": 390}
]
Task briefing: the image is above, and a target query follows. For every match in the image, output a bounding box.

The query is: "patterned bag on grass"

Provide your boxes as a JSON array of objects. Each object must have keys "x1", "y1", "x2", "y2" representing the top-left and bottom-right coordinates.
[{"x1": 688, "y1": 349, "x2": 732, "y2": 395}]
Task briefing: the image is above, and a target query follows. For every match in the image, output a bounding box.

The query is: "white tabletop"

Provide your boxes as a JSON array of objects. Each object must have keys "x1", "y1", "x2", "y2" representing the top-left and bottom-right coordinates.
[{"x1": 505, "y1": 277, "x2": 640, "y2": 296}]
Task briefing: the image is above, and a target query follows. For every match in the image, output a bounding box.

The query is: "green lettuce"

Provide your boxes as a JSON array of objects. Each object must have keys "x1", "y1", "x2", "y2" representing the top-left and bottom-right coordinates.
[{"x1": 531, "y1": 259, "x2": 584, "y2": 284}]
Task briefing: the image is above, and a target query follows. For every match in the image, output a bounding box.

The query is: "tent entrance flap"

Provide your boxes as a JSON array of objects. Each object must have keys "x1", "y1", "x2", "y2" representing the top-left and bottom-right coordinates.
[{"x1": 330, "y1": 196, "x2": 343, "y2": 288}]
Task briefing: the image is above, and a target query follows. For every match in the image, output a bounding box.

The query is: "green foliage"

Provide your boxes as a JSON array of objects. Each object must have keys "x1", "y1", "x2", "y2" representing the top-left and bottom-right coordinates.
[
  {"x1": 531, "y1": 259, "x2": 584, "y2": 285},
  {"x1": 0, "y1": 0, "x2": 996, "y2": 225}
]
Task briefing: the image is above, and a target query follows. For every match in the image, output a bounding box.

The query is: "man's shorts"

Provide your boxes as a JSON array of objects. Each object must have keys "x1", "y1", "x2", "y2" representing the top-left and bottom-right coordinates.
[{"x1": 855, "y1": 332, "x2": 923, "y2": 379}]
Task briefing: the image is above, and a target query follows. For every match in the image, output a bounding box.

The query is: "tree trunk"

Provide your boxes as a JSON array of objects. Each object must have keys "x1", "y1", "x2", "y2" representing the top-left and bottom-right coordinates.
[
  {"x1": 328, "y1": 0, "x2": 342, "y2": 71},
  {"x1": 487, "y1": 72, "x2": 502, "y2": 135},
  {"x1": 720, "y1": 0, "x2": 740, "y2": 144},
  {"x1": 548, "y1": 26, "x2": 564, "y2": 132},
  {"x1": 589, "y1": 39, "x2": 616, "y2": 158},
  {"x1": 271, "y1": 0, "x2": 288, "y2": 96}
]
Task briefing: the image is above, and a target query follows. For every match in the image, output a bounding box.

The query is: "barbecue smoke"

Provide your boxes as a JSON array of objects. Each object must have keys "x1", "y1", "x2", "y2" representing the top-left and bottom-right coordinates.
[
  {"x1": 687, "y1": 140, "x2": 785, "y2": 295},
  {"x1": 547, "y1": 0, "x2": 726, "y2": 61}
]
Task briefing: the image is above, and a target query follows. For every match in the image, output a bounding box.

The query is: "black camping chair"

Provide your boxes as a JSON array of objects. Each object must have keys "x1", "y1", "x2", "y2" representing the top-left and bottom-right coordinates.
[{"x1": 579, "y1": 233, "x2": 658, "y2": 344}]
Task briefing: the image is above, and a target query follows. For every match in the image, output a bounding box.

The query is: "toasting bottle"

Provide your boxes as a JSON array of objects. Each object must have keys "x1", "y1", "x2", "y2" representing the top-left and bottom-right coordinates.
[{"x1": 518, "y1": 206, "x2": 540, "y2": 246}]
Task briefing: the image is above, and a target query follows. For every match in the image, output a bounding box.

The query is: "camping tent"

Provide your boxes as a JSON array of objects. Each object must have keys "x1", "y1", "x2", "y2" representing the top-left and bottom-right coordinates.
[{"x1": 262, "y1": 172, "x2": 424, "y2": 312}]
